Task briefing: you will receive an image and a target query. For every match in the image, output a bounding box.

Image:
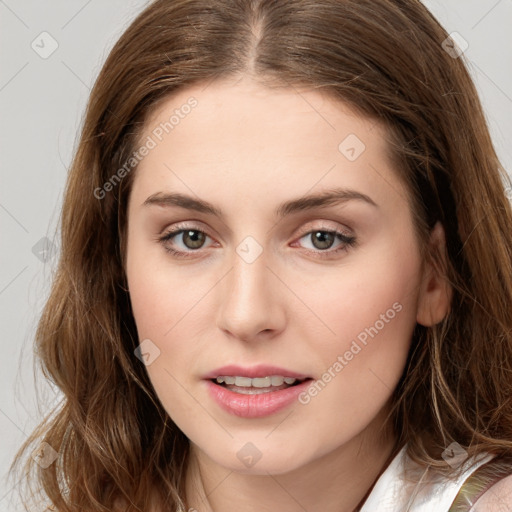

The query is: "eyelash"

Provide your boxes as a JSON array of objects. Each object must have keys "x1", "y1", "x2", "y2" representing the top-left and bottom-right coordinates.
[{"x1": 156, "y1": 224, "x2": 357, "y2": 260}]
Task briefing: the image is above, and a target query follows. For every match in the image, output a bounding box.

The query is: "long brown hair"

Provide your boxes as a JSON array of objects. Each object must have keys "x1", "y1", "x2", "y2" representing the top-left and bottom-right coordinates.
[{"x1": 12, "y1": 1, "x2": 512, "y2": 510}]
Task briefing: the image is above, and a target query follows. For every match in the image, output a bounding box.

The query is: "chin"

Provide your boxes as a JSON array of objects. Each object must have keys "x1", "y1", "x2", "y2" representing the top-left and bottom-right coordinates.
[{"x1": 200, "y1": 440, "x2": 314, "y2": 476}]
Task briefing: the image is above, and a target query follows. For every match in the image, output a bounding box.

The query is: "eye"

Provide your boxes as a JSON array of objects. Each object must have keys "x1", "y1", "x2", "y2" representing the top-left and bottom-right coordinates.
[
  {"x1": 157, "y1": 224, "x2": 357, "y2": 260},
  {"x1": 294, "y1": 228, "x2": 357, "y2": 258},
  {"x1": 157, "y1": 226, "x2": 214, "y2": 258}
]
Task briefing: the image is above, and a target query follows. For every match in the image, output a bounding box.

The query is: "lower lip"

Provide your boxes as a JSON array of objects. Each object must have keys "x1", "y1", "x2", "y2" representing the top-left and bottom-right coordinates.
[{"x1": 205, "y1": 379, "x2": 312, "y2": 418}]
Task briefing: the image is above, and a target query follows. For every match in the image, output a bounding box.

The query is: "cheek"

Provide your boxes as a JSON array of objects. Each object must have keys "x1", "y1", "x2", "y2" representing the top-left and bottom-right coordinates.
[
  {"x1": 126, "y1": 249, "x2": 209, "y2": 418},
  {"x1": 296, "y1": 235, "x2": 422, "y2": 421},
  {"x1": 298, "y1": 226, "x2": 421, "y2": 335},
  {"x1": 126, "y1": 232, "x2": 212, "y2": 341},
  {"x1": 126, "y1": 239, "x2": 221, "y2": 410}
]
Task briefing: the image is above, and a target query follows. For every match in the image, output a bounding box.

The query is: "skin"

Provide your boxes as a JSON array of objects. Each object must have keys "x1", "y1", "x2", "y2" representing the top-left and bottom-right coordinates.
[
  {"x1": 125, "y1": 75, "x2": 451, "y2": 512},
  {"x1": 472, "y1": 476, "x2": 512, "y2": 511}
]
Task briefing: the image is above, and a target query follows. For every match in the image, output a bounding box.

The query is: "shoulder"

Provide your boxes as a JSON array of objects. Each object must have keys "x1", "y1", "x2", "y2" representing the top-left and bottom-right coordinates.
[{"x1": 471, "y1": 473, "x2": 512, "y2": 511}]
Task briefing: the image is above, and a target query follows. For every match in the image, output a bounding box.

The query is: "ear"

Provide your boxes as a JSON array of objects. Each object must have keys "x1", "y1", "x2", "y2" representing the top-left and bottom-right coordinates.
[{"x1": 416, "y1": 221, "x2": 453, "y2": 327}]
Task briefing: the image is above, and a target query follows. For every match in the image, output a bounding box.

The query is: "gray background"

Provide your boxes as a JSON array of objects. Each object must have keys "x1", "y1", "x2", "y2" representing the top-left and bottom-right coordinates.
[{"x1": 1, "y1": 1, "x2": 511, "y2": 509}]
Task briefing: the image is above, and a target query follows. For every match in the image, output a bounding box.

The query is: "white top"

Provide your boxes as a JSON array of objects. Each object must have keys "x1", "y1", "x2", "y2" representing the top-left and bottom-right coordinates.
[{"x1": 360, "y1": 445, "x2": 494, "y2": 511}]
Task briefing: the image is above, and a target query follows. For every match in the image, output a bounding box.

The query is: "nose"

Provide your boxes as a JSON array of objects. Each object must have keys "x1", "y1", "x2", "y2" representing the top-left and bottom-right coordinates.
[{"x1": 215, "y1": 243, "x2": 286, "y2": 343}]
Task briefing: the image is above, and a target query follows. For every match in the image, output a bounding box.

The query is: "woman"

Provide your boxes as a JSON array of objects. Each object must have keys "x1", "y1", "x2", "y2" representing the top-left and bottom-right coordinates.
[{"x1": 13, "y1": 1, "x2": 512, "y2": 510}]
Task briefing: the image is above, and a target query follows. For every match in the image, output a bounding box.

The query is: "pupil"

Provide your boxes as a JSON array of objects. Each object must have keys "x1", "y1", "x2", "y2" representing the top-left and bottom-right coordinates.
[
  {"x1": 184, "y1": 230, "x2": 205, "y2": 249},
  {"x1": 313, "y1": 231, "x2": 334, "y2": 250}
]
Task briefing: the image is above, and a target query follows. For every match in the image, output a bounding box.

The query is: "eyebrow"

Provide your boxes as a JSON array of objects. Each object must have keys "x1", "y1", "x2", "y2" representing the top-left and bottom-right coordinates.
[{"x1": 143, "y1": 187, "x2": 378, "y2": 217}]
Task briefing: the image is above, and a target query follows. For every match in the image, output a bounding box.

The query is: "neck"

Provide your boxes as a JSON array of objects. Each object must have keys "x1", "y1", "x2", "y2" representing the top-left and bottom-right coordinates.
[{"x1": 184, "y1": 405, "x2": 400, "y2": 512}]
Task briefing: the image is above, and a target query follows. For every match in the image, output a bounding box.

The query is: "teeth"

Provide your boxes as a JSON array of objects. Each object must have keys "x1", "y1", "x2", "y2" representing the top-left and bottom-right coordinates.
[
  {"x1": 271, "y1": 376, "x2": 284, "y2": 386},
  {"x1": 234, "y1": 376, "x2": 252, "y2": 387},
  {"x1": 252, "y1": 377, "x2": 271, "y2": 388},
  {"x1": 215, "y1": 375, "x2": 300, "y2": 387}
]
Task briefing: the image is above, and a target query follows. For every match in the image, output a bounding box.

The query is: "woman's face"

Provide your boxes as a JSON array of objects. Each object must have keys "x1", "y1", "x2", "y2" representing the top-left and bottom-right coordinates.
[{"x1": 125, "y1": 77, "x2": 446, "y2": 475}]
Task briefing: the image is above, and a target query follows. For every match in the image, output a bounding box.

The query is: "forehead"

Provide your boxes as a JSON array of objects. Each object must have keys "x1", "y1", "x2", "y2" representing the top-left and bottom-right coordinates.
[
  {"x1": 130, "y1": 78, "x2": 409, "y2": 214},
  {"x1": 140, "y1": 77, "x2": 386, "y2": 152}
]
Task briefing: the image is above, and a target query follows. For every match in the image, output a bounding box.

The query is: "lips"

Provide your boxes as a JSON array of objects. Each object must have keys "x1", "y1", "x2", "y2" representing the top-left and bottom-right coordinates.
[{"x1": 203, "y1": 364, "x2": 314, "y2": 417}]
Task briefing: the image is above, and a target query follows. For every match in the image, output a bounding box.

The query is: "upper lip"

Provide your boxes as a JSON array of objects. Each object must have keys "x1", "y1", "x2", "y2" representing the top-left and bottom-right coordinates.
[{"x1": 203, "y1": 364, "x2": 311, "y2": 380}]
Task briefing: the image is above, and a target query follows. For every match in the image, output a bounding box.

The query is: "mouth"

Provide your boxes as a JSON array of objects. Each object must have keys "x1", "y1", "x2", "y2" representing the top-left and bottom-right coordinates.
[
  {"x1": 211, "y1": 375, "x2": 313, "y2": 395},
  {"x1": 203, "y1": 365, "x2": 314, "y2": 416}
]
